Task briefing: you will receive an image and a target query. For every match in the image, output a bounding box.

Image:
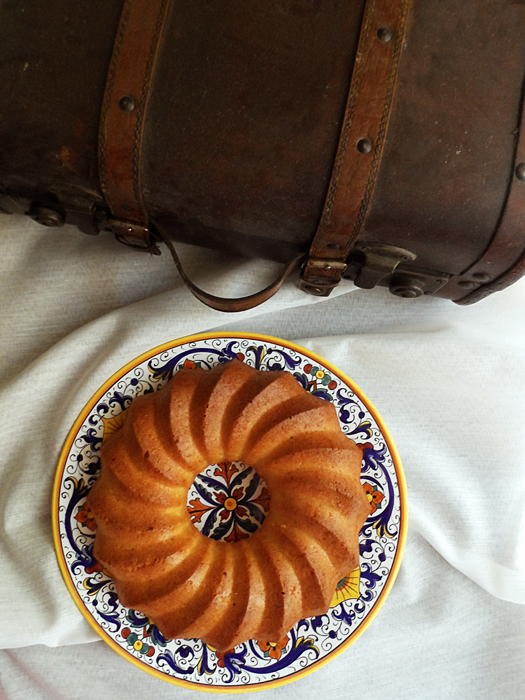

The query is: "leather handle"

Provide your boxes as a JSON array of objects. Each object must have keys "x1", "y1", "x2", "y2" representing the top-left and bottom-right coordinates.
[{"x1": 152, "y1": 221, "x2": 305, "y2": 312}]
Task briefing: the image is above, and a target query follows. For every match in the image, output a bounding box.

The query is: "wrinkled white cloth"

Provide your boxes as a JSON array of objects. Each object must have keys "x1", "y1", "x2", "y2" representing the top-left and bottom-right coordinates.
[{"x1": 0, "y1": 215, "x2": 524, "y2": 699}]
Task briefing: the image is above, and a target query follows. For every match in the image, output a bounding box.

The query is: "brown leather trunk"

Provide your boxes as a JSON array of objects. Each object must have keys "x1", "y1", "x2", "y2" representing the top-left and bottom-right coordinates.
[{"x1": 1, "y1": 0, "x2": 525, "y2": 307}]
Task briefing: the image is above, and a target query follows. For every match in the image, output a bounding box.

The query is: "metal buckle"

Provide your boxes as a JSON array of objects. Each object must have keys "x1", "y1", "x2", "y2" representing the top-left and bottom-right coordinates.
[
  {"x1": 98, "y1": 214, "x2": 161, "y2": 255},
  {"x1": 299, "y1": 259, "x2": 348, "y2": 296}
]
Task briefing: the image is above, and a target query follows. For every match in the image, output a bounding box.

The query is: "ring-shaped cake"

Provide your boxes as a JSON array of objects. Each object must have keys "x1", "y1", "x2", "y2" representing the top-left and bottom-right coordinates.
[{"x1": 87, "y1": 359, "x2": 370, "y2": 651}]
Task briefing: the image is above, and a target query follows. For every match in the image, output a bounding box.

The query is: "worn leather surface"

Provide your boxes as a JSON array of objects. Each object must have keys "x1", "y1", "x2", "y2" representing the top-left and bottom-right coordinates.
[
  {"x1": 142, "y1": 0, "x2": 365, "y2": 261},
  {"x1": 1, "y1": 0, "x2": 525, "y2": 303},
  {"x1": 361, "y1": 0, "x2": 525, "y2": 299},
  {"x1": 0, "y1": 0, "x2": 122, "y2": 210}
]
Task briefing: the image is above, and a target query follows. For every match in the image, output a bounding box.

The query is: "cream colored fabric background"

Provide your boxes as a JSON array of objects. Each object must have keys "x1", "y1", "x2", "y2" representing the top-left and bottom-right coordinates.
[{"x1": 0, "y1": 216, "x2": 524, "y2": 699}]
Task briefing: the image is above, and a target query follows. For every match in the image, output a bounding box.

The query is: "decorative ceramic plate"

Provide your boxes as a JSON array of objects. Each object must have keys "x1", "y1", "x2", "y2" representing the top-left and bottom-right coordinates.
[{"x1": 53, "y1": 332, "x2": 407, "y2": 693}]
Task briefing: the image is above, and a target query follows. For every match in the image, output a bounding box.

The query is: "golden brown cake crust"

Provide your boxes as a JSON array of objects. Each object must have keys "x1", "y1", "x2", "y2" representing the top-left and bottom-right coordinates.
[{"x1": 87, "y1": 359, "x2": 370, "y2": 651}]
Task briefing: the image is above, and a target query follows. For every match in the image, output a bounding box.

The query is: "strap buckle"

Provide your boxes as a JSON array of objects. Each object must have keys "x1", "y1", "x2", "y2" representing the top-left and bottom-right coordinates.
[
  {"x1": 98, "y1": 215, "x2": 161, "y2": 254},
  {"x1": 299, "y1": 259, "x2": 347, "y2": 296}
]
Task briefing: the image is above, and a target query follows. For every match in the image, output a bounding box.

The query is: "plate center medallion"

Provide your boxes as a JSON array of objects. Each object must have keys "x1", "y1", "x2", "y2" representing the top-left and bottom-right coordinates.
[{"x1": 186, "y1": 461, "x2": 270, "y2": 542}]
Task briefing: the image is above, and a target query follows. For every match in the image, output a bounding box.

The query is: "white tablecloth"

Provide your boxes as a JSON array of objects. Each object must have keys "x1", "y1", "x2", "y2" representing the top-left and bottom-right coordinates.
[{"x1": 0, "y1": 215, "x2": 524, "y2": 699}]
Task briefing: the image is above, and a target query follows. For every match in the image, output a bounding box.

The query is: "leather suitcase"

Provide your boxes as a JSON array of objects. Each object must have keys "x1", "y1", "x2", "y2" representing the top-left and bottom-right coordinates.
[{"x1": 1, "y1": 0, "x2": 525, "y2": 310}]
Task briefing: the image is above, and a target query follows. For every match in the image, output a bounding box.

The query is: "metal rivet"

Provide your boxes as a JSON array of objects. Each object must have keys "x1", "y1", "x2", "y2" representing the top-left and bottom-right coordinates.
[
  {"x1": 396, "y1": 288, "x2": 419, "y2": 298},
  {"x1": 324, "y1": 264, "x2": 332, "y2": 271},
  {"x1": 377, "y1": 27, "x2": 393, "y2": 43},
  {"x1": 515, "y1": 163, "x2": 525, "y2": 181},
  {"x1": 458, "y1": 280, "x2": 477, "y2": 289},
  {"x1": 472, "y1": 272, "x2": 490, "y2": 283},
  {"x1": 357, "y1": 138, "x2": 372, "y2": 154},
  {"x1": 390, "y1": 278, "x2": 425, "y2": 298},
  {"x1": 119, "y1": 95, "x2": 135, "y2": 112}
]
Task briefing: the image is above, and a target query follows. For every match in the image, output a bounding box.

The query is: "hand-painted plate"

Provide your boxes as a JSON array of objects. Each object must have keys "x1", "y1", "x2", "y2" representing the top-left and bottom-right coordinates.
[{"x1": 52, "y1": 332, "x2": 407, "y2": 693}]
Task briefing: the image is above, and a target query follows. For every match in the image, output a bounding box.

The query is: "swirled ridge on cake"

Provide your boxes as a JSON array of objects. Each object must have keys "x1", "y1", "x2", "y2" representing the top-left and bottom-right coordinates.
[{"x1": 87, "y1": 359, "x2": 370, "y2": 651}]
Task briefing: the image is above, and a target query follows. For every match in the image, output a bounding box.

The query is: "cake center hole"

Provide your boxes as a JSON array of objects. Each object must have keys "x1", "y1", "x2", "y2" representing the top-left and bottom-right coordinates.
[{"x1": 186, "y1": 461, "x2": 270, "y2": 543}]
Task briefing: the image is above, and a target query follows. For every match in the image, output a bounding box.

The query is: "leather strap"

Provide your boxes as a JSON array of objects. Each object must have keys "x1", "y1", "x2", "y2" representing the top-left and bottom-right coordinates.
[
  {"x1": 300, "y1": 0, "x2": 412, "y2": 295},
  {"x1": 98, "y1": 0, "x2": 171, "y2": 243},
  {"x1": 153, "y1": 221, "x2": 305, "y2": 312}
]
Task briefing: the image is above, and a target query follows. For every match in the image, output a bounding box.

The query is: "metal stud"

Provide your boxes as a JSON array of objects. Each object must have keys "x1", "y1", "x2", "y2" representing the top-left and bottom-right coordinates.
[
  {"x1": 377, "y1": 27, "x2": 393, "y2": 43},
  {"x1": 390, "y1": 277, "x2": 425, "y2": 298},
  {"x1": 393, "y1": 287, "x2": 420, "y2": 298},
  {"x1": 458, "y1": 280, "x2": 477, "y2": 289},
  {"x1": 304, "y1": 286, "x2": 325, "y2": 296},
  {"x1": 119, "y1": 95, "x2": 135, "y2": 112},
  {"x1": 357, "y1": 138, "x2": 372, "y2": 154},
  {"x1": 515, "y1": 162, "x2": 525, "y2": 181}
]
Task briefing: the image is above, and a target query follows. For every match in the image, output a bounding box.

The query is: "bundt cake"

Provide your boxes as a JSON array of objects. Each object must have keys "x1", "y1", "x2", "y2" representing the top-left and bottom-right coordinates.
[{"x1": 86, "y1": 359, "x2": 369, "y2": 652}]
